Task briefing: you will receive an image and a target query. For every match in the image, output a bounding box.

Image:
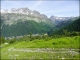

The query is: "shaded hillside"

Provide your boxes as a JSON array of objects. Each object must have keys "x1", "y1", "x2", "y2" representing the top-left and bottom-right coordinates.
[
  {"x1": 48, "y1": 18, "x2": 80, "y2": 36},
  {"x1": 1, "y1": 20, "x2": 54, "y2": 37},
  {"x1": 55, "y1": 20, "x2": 72, "y2": 28}
]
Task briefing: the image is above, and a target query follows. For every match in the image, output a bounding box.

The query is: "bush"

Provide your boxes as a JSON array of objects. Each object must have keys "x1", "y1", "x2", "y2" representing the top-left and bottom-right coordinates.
[
  {"x1": 8, "y1": 39, "x2": 16, "y2": 44},
  {"x1": 45, "y1": 37, "x2": 52, "y2": 41},
  {"x1": 0, "y1": 37, "x2": 5, "y2": 44},
  {"x1": 70, "y1": 32, "x2": 80, "y2": 36}
]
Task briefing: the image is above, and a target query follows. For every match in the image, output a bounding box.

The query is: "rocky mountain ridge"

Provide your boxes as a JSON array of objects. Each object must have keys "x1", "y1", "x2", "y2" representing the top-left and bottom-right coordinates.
[
  {"x1": 49, "y1": 15, "x2": 77, "y2": 24},
  {"x1": 1, "y1": 7, "x2": 78, "y2": 27},
  {"x1": 1, "y1": 7, "x2": 47, "y2": 18},
  {"x1": 1, "y1": 7, "x2": 77, "y2": 22},
  {"x1": 1, "y1": 7, "x2": 53, "y2": 26},
  {"x1": 1, "y1": 7, "x2": 54, "y2": 37}
]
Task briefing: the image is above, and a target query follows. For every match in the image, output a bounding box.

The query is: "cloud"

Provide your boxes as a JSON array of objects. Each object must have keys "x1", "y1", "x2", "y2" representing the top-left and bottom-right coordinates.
[{"x1": 33, "y1": 1, "x2": 43, "y2": 9}]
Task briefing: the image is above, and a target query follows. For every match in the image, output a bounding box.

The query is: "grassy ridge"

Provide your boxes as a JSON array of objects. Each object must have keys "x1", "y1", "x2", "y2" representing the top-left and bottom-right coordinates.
[{"x1": 1, "y1": 36, "x2": 80, "y2": 49}]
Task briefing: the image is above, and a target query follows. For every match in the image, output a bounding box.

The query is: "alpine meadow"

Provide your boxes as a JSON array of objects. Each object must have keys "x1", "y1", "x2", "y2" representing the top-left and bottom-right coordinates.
[{"x1": 0, "y1": 1, "x2": 80, "y2": 60}]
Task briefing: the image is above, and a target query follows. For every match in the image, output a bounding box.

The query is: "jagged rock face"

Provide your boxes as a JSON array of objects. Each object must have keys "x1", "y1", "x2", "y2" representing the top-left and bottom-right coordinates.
[
  {"x1": 1, "y1": 7, "x2": 51, "y2": 26},
  {"x1": 1, "y1": 7, "x2": 48, "y2": 19}
]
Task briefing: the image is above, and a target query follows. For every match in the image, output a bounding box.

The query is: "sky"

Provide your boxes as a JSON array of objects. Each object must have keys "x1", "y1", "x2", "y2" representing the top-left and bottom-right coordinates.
[{"x1": 1, "y1": 0, "x2": 79, "y2": 18}]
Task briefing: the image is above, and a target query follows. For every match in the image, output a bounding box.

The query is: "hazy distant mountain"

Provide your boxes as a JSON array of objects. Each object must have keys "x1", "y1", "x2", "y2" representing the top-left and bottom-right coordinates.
[
  {"x1": 47, "y1": 18, "x2": 80, "y2": 36},
  {"x1": 49, "y1": 15, "x2": 78, "y2": 29},
  {"x1": 49, "y1": 15, "x2": 77, "y2": 25}
]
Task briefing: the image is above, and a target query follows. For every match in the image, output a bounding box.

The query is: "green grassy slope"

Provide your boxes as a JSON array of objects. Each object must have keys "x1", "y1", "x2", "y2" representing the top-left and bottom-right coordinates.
[
  {"x1": 1, "y1": 36, "x2": 80, "y2": 60},
  {"x1": 1, "y1": 36, "x2": 80, "y2": 49}
]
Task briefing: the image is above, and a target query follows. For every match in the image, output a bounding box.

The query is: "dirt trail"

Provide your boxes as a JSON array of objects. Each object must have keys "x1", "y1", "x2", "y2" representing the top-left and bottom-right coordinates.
[{"x1": 8, "y1": 48, "x2": 79, "y2": 54}]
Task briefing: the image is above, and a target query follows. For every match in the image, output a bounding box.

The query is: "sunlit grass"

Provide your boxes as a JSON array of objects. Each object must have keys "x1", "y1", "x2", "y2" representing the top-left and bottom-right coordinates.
[
  {"x1": 1, "y1": 36, "x2": 80, "y2": 59},
  {"x1": 2, "y1": 36, "x2": 79, "y2": 48}
]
